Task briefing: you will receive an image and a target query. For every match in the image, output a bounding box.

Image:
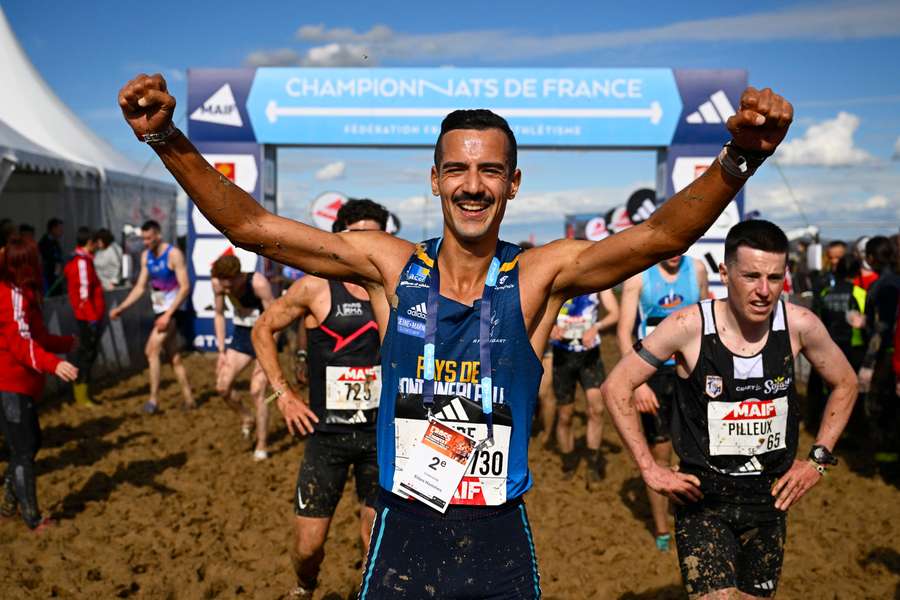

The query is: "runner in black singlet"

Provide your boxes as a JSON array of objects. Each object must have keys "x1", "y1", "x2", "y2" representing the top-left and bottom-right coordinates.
[
  {"x1": 252, "y1": 200, "x2": 387, "y2": 599},
  {"x1": 603, "y1": 221, "x2": 858, "y2": 598},
  {"x1": 211, "y1": 255, "x2": 275, "y2": 460}
]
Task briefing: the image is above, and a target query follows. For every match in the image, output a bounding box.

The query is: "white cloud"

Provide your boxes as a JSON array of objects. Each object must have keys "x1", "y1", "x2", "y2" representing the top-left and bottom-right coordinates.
[
  {"x1": 775, "y1": 112, "x2": 874, "y2": 167},
  {"x1": 245, "y1": 42, "x2": 372, "y2": 67},
  {"x1": 746, "y1": 167, "x2": 900, "y2": 240},
  {"x1": 893, "y1": 136, "x2": 900, "y2": 160},
  {"x1": 315, "y1": 161, "x2": 346, "y2": 181},
  {"x1": 247, "y1": 3, "x2": 900, "y2": 66},
  {"x1": 244, "y1": 48, "x2": 303, "y2": 67},
  {"x1": 864, "y1": 194, "x2": 889, "y2": 209}
]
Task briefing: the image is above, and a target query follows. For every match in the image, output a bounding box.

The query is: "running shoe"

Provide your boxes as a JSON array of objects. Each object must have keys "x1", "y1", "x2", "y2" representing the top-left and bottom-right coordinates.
[
  {"x1": 241, "y1": 418, "x2": 254, "y2": 440},
  {"x1": 655, "y1": 533, "x2": 671, "y2": 552},
  {"x1": 142, "y1": 401, "x2": 159, "y2": 415},
  {"x1": 29, "y1": 516, "x2": 57, "y2": 534},
  {"x1": 253, "y1": 449, "x2": 268, "y2": 462},
  {"x1": 287, "y1": 584, "x2": 313, "y2": 599}
]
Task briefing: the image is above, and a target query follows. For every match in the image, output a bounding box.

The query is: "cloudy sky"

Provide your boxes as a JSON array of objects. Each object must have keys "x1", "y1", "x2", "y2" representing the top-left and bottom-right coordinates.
[{"x1": 5, "y1": 0, "x2": 900, "y2": 242}]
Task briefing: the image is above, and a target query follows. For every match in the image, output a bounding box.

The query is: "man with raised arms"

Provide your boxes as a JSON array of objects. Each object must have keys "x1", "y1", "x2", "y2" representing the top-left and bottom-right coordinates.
[
  {"x1": 210, "y1": 254, "x2": 275, "y2": 460},
  {"x1": 119, "y1": 73, "x2": 792, "y2": 598},
  {"x1": 109, "y1": 220, "x2": 194, "y2": 413},
  {"x1": 616, "y1": 254, "x2": 707, "y2": 551},
  {"x1": 602, "y1": 220, "x2": 857, "y2": 598},
  {"x1": 251, "y1": 199, "x2": 388, "y2": 599}
]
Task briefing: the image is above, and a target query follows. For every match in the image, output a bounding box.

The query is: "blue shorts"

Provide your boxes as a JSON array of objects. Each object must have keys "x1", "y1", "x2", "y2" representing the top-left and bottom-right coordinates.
[
  {"x1": 359, "y1": 488, "x2": 542, "y2": 599},
  {"x1": 228, "y1": 325, "x2": 256, "y2": 358}
]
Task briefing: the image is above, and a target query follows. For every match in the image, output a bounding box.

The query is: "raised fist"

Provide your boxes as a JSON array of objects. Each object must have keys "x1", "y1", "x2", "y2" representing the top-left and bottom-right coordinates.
[
  {"x1": 118, "y1": 73, "x2": 176, "y2": 139},
  {"x1": 726, "y1": 87, "x2": 793, "y2": 154}
]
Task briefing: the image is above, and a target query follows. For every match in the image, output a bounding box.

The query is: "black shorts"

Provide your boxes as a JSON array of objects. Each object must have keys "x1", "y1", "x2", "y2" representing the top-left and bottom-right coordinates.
[
  {"x1": 172, "y1": 310, "x2": 193, "y2": 353},
  {"x1": 551, "y1": 346, "x2": 605, "y2": 406},
  {"x1": 359, "y1": 489, "x2": 541, "y2": 599},
  {"x1": 675, "y1": 472, "x2": 786, "y2": 598},
  {"x1": 294, "y1": 430, "x2": 379, "y2": 518},
  {"x1": 642, "y1": 365, "x2": 676, "y2": 444},
  {"x1": 228, "y1": 325, "x2": 256, "y2": 358}
]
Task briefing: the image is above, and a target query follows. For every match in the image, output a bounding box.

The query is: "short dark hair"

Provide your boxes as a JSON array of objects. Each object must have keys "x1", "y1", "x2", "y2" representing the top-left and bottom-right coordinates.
[
  {"x1": 865, "y1": 236, "x2": 897, "y2": 270},
  {"x1": 434, "y1": 110, "x2": 517, "y2": 174},
  {"x1": 834, "y1": 254, "x2": 859, "y2": 280},
  {"x1": 827, "y1": 240, "x2": 847, "y2": 250},
  {"x1": 18, "y1": 223, "x2": 35, "y2": 235},
  {"x1": 724, "y1": 220, "x2": 789, "y2": 265},
  {"x1": 332, "y1": 198, "x2": 388, "y2": 233},
  {"x1": 141, "y1": 220, "x2": 161, "y2": 232},
  {"x1": 76, "y1": 227, "x2": 92, "y2": 247},
  {"x1": 92, "y1": 228, "x2": 114, "y2": 246},
  {"x1": 46, "y1": 217, "x2": 63, "y2": 232}
]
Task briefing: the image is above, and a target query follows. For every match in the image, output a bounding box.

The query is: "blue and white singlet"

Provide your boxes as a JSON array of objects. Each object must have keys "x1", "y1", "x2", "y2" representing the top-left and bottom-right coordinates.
[{"x1": 377, "y1": 239, "x2": 542, "y2": 506}]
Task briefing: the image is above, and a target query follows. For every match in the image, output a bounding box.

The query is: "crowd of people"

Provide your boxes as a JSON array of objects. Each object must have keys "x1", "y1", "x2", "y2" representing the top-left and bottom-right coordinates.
[{"x1": 0, "y1": 74, "x2": 897, "y2": 599}]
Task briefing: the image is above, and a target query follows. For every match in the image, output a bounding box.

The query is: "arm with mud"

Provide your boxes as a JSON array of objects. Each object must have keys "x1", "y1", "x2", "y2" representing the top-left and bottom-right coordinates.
[
  {"x1": 117, "y1": 73, "x2": 412, "y2": 285},
  {"x1": 602, "y1": 307, "x2": 703, "y2": 504},
  {"x1": 251, "y1": 278, "x2": 319, "y2": 436},
  {"x1": 549, "y1": 87, "x2": 793, "y2": 298}
]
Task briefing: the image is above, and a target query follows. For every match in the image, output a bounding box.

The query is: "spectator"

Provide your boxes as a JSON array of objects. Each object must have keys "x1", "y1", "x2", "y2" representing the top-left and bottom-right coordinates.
[
  {"x1": 853, "y1": 236, "x2": 879, "y2": 291},
  {"x1": 807, "y1": 254, "x2": 865, "y2": 432},
  {"x1": 0, "y1": 234, "x2": 77, "y2": 531},
  {"x1": 64, "y1": 227, "x2": 106, "y2": 407},
  {"x1": 0, "y1": 219, "x2": 15, "y2": 248},
  {"x1": 18, "y1": 223, "x2": 35, "y2": 242},
  {"x1": 859, "y1": 236, "x2": 900, "y2": 473},
  {"x1": 91, "y1": 228, "x2": 123, "y2": 290},
  {"x1": 38, "y1": 218, "x2": 65, "y2": 296}
]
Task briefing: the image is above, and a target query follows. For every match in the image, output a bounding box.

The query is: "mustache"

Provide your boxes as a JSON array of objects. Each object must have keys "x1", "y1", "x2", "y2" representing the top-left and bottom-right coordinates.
[{"x1": 452, "y1": 192, "x2": 494, "y2": 204}]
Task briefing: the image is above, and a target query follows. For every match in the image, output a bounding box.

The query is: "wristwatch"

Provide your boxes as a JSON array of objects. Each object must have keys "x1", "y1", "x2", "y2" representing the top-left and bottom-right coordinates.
[{"x1": 808, "y1": 445, "x2": 838, "y2": 467}]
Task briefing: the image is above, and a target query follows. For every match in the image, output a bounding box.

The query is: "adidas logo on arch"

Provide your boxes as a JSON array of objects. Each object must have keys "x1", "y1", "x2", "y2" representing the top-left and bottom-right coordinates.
[{"x1": 685, "y1": 90, "x2": 736, "y2": 124}]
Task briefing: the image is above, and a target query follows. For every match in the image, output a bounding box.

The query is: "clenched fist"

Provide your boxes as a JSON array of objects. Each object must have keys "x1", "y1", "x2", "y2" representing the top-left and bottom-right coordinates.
[
  {"x1": 726, "y1": 87, "x2": 793, "y2": 154},
  {"x1": 118, "y1": 73, "x2": 176, "y2": 139}
]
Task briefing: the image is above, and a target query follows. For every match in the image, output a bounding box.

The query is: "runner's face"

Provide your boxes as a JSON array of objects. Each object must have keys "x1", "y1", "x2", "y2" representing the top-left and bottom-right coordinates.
[
  {"x1": 219, "y1": 275, "x2": 243, "y2": 294},
  {"x1": 141, "y1": 229, "x2": 161, "y2": 251},
  {"x1": 661, "y1": 256, "x2": 683, "y2": 272},
  {"x1": 431, "y1": 129, "x2": 521, "y2": 244},
  {"x1": 345, "y1": 219, "x2": 381, "y2": 232},
  {"x1": 720, "y1": 247, "x2": 787, "y2": 323}
]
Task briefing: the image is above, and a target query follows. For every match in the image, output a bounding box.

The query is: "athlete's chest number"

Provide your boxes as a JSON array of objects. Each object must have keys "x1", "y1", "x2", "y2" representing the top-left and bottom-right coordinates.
[
  {"x1": 467, "y1": 447, "x2": 504, "y2": 477},
  {"x1": 343, "y1": 380, "x2": 373, "y2": 403}
]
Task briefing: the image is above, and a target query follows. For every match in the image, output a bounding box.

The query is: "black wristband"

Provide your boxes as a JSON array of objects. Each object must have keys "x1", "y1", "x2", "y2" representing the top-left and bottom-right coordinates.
[{"x1": 633, "y1": 340, "x2": 665, "y2": 369}]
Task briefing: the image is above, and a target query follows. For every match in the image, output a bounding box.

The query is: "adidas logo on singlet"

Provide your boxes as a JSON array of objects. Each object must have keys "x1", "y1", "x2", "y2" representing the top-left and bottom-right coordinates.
[
  {"x1": 734, "y1": 456, "x2": 763, "y2": 475},
  {"x1": 754, "y1": 580, "x2": 776, "y2": 591},
  {"x1": 434, "y1": 397, "x2": 470, "y2": 421},
  {"x1": 407, "y1": 302, "x2": 427, "y2": 320}
]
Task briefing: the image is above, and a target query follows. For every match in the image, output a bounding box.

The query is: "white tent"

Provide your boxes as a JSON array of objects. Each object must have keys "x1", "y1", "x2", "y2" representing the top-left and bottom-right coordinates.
[{"x1": 0, "y1": 5, "x2": 176, "y2": 246}]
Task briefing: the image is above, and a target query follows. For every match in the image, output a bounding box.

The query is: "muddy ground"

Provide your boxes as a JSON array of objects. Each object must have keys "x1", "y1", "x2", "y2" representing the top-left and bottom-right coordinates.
[{"x1": 1, "y1": 339, "x2": 899, "y2": 599}]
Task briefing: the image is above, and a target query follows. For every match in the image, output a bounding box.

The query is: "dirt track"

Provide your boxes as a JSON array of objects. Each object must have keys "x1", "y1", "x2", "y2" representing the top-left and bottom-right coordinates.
[{"x1": 1, "y1": 342, "x2": 899, "y2": 599}]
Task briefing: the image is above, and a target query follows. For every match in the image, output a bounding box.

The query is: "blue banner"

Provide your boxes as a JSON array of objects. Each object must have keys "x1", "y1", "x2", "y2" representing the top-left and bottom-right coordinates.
[{"x1": 244, "y1": 68, "x2": 682, "y2": 147}]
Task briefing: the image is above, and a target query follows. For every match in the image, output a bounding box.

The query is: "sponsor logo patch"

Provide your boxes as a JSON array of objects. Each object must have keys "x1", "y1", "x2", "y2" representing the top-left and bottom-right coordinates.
[{"x1": 705, "y1": 375, "x2": 723, "y2": 398}]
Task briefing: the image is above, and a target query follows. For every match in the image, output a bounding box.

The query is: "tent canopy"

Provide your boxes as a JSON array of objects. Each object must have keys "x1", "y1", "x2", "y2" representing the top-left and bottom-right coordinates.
[{"x1": 0, "y1": 6, "x2": 176, "y2": 244}]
